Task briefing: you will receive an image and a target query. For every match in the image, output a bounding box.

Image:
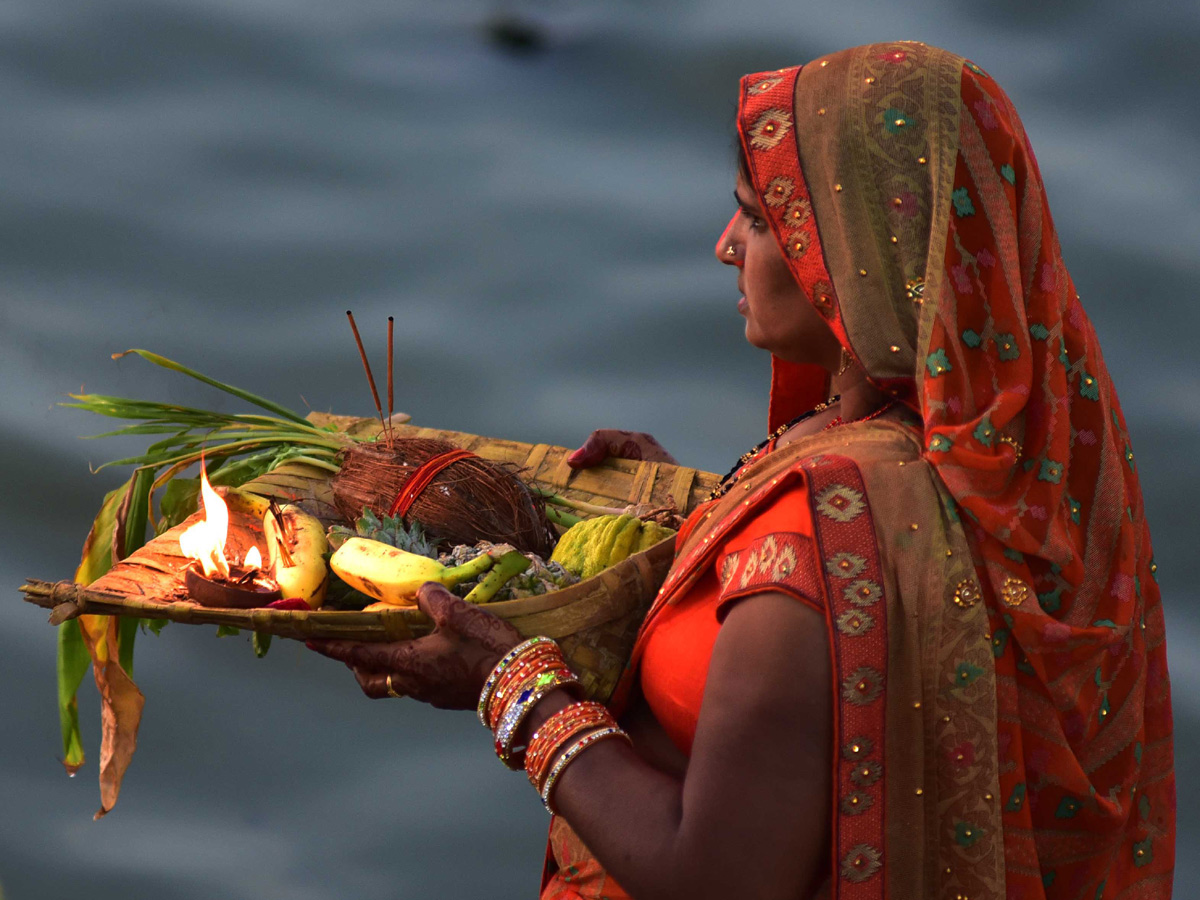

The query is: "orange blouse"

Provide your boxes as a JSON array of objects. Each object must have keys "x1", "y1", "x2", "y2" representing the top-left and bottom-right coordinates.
[
  {"x1": 639, "y1": 479, "x2": 823, "y2": 755},
  {"x1": 541, "y1": 471, "x2": 825, "y2": 899}
]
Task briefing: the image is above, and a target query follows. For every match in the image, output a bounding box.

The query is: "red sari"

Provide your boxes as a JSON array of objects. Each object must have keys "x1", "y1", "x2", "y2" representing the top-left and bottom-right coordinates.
[{"x1": 543, "y1": 41, "x2": 1174, "y2": 900}]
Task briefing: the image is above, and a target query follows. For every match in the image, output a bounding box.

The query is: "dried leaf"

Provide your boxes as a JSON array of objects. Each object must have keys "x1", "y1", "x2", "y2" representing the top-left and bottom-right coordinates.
[{"x1": 78, "y1": 615, "x2": 144, "y2": 820}]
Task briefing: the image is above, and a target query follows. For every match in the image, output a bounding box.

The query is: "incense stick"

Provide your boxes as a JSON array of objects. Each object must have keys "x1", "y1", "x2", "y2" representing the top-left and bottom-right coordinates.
[
  {"x1": 387, "y1": 315, "x2": 395, "y2": 445},
  {"x1": 345, "y1": 310, "x2": 386, "y2": 435}
]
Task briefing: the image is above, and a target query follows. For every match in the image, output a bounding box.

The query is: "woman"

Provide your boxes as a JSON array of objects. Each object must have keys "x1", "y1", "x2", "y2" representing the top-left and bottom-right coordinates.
[{"x1": 310, "y1": 42, "x2": 1175, "y2": 899}]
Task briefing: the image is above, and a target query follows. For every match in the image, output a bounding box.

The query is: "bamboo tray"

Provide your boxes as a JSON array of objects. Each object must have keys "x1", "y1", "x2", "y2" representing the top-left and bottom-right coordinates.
[{"x1": 22, "y1": 416, "x2": 720, "y2": 701}]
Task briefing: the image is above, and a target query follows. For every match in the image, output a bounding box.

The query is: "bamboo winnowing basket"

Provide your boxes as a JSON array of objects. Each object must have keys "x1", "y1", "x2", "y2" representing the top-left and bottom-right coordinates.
[{"x1": 22, "y1": 415, "x2": 720, "y2": 701}]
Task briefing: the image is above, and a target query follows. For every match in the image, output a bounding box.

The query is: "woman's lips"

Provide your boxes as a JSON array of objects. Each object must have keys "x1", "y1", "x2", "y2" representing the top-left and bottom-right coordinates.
[{"x1": 737, "y1": 296, "x2": 749, "y2": 313}]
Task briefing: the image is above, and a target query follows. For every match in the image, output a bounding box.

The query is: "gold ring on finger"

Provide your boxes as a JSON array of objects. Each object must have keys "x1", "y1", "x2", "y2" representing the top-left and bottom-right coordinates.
[{"x1": 386, "y1": 674, "x2": 404, "y2": 699}]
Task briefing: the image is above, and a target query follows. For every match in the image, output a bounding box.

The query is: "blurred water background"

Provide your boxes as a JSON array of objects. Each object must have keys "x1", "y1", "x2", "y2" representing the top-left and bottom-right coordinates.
[{"x1": 1, "y1": 1, "x2": 1196, "y2": 896}]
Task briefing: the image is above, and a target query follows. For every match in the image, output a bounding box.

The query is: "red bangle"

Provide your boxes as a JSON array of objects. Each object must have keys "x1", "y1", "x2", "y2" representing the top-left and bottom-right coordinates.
[{"x1": 525, "y1": 701, "x2": 615, "y2": 791}]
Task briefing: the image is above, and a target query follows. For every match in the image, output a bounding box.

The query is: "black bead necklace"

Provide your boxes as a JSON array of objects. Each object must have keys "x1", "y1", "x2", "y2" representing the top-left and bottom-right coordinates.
[{"x1": 706, "y1": 395, "x2": 841, "y2": 502}]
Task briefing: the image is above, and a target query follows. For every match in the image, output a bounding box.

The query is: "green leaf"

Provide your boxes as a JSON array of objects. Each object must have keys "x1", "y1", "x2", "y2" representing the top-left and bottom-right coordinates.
[
  {"x1": 111, "y1": 349, "x2": 311, "y2": 425},
  {"x1": 215, "y1": 625, "x2": 241, "y2": 638},
  {"x1": 146, "y1": 619, "x2": 169, "y2": 636},
  {"x1": 252, "y1": 632, "x2": 272, "y2": 659},
  {"x1": 56, "y1": 620, "x2": 90, "y2": 773},
  {"x1": 158, "y1": 477, "x2": 201, "y2": 534}
]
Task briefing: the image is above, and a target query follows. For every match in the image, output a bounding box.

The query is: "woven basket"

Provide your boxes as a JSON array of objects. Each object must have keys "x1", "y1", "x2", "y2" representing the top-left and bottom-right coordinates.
[{"x1": 23, "y1": 416, "x2": 719, "y2": 702}]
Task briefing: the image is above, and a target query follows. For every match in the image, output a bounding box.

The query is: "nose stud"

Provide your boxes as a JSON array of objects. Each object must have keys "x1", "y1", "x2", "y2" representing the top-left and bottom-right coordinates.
[{"x1": 725, "y1": 245, "x2": 737, "y2": 257}]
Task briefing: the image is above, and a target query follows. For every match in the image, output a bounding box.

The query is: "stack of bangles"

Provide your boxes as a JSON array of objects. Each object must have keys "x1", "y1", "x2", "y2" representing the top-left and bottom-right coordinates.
[{"x1": 478, "y1": 636, "x2": 631, "y2": 814}]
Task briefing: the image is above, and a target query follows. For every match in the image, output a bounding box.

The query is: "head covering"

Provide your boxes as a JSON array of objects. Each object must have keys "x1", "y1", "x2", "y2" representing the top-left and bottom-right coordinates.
[{"x1": 736, "y1": 42, "x2": 1174, "y2": 898}]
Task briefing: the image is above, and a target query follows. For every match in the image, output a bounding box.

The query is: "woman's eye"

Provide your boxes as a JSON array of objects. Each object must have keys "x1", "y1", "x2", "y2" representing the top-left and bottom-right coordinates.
[{"x1": 740, "y1": 208, "x2": 767, "y2": 231}]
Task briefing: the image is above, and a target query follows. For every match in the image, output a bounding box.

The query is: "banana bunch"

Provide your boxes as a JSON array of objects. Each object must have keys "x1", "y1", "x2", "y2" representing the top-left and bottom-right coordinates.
[
  {"x1": 262, "y1": 504, "x2": 330, "y2": 608},
  {"x1": 329, "y1": 538, "x2": 498, "y2": 607},
  {"x1": 550, "y1": 514, "x2": 676, "y2": 579}
]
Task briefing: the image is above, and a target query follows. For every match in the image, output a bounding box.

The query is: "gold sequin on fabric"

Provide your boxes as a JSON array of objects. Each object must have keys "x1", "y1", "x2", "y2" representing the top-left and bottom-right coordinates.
[
  {"x1": 836, "y1": 609, "x2": 876, "y2": 637},
  {"x1": 783, "y1": 197, "x2": 812, "y2": 226},
  {"x1": 997, "y1": 434, "x2": 1022, "y2": 461},
  {"x1": 842, "y1": 737, "x2": 875, "y2": 760},
  {"x1": 842, "y1": 666, "x2": 883, "y2": 705},
  {"x1": 905, "y1": 278, "x2": 926, "y2": 305},
  {"x1": 748, "y1": 108, "x2": 793, "y2": 151},
  {"x1": 953, "y1": 579, "x2": 980, "y2": 608},
  {"x1": 827, "y1": 552, "x2": 868, "y2": 579},
  {"x1": 841, "y1": 844, "x2": 883, "y2": 883},
  {"x1": 840, "y1": 791, "x2": 874, "y2": 816},
  {"x1": 812, "y1": 280, "x2": 835, "y2": 315},
  {"x1": 747, "y1": 77, "x2": 782, "y2": 95},
  {"x1": 844, "y1": 578, "x2": 882, "y2": 607},
  {"x1": 816, "y1": 483, "x2": 866, "y2": 523},
  {"x1": 850, "y1": 760, "x2": 882, "y2": 786},
  {"x1": 1001, "y1": 576, "x2": 1029, "y2": 607},
  {"x1": 786, "y1": 233, "x2": 808, "y2": 259},
  {"x1": 763, "y1": 176, "x2": 794, "y2": 207}
]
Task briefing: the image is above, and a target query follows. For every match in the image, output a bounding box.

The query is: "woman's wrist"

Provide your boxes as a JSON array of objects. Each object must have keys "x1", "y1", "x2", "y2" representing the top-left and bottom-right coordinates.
[{"x1": 513, "y1": 687, "x2": 573, "y2": 747}]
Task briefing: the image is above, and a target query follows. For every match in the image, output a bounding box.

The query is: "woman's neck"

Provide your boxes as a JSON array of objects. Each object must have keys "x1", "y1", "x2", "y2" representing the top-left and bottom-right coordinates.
[
  {"x1": 774, "y1": 367, "x2": 893, "y2": 448},
  {"x1": 832, "y1": 368, "x2": 890, "y2": 424}
]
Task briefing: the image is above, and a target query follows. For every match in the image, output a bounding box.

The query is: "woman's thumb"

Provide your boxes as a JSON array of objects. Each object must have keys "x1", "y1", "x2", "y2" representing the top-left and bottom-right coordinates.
[
  {"x1": 567, "y1": 431, "x2": 610, "y2": 469},
  {"x1": 415, "y1": 581, "x2": 458, "y2": 627}
]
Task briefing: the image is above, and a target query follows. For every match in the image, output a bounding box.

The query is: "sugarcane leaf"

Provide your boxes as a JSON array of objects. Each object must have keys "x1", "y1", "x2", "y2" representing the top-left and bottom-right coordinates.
[
  {"x1": 111, "y1": 349, "x2": 311, "y2": 425},
  {"x1": 56, "y1": 620, "x2": 89, "y2": 773},
  {"x1": 146, "y1": 618, "x2": 168, "y2": 636}
]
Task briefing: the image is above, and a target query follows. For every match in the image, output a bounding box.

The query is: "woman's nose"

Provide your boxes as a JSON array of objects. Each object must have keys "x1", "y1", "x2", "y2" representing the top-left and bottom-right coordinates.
[{"x1": 715, "y1": 212, "x2": 741, "y2": 266}]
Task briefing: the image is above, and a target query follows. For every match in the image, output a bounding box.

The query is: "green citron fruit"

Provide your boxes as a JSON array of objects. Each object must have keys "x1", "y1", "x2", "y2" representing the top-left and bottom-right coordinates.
[{"x1": 550, "y1": 514, "x2": 675, "y2": 579}]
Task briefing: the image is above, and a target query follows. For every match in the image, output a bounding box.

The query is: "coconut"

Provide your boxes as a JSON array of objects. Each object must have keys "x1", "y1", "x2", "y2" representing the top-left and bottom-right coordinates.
[{"x1": 330, "y1": 438, "x2": 557, "y2": 557}]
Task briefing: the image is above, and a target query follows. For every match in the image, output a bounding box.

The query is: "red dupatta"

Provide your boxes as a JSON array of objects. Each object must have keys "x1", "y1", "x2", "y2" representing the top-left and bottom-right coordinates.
[{"x1": 732, "y1": 43, "x2": 1173, "y2": 900}]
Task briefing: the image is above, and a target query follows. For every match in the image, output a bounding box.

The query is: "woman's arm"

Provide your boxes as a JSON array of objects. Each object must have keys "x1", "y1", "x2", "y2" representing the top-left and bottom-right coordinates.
[
  {"x1": 310, "y1": 586, "x2": 832, "y2": 900},
  {"x1": 525, "y1": 592, "x2": 832, "y2": 900}
]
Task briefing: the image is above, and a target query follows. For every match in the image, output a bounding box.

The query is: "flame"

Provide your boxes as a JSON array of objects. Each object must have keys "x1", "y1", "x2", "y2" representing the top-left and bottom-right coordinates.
[
  {"x1": 244, "y1": 546, "x2": 262, "y2": 569},
  {"x1": 178, "y1": 461, "x2": 231, "y2": 578}
]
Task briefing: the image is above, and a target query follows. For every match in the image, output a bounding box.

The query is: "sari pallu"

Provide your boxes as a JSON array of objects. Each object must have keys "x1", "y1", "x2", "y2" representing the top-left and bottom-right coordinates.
[
  {"x1": 542, "y1": 41, "x2": 1172, "y2": 899},
  {"x1": 735, "y1": 43, "x2": 1173, "y2": 898}
]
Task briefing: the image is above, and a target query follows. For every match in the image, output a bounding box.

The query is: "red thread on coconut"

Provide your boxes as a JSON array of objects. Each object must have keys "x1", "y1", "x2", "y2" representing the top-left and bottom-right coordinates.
[{"x1": 388, "y1": 448, "x2": 476, "y2": 520}]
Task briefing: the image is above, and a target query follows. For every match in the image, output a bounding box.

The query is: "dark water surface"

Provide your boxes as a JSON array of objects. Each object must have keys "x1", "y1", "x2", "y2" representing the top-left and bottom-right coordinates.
[{"x1": 2, "y1": 1, "x2": 1197, "y2": 896}]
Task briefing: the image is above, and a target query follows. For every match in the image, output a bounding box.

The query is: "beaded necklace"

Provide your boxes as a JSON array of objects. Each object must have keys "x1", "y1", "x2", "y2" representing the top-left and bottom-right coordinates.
[{"x1": 706, "y1": 396, "x2": 896, "y2": 502}]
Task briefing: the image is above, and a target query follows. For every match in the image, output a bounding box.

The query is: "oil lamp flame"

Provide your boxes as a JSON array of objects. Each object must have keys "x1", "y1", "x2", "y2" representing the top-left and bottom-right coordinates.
[
  {"x1": 244, "y1": 546, "x2": 262, "y2": 569},
  {"x1": 178, "y1": 461, "x2": 231, "y2": 578}
]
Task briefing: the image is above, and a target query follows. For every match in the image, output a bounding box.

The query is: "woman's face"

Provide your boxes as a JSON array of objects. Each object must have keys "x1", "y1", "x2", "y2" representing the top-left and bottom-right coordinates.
[{"x1": 716, "y1": 170, "x2": 841, "y2": 371}]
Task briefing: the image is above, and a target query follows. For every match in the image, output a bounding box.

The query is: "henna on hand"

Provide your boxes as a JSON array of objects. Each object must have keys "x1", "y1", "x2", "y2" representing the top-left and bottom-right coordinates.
[{"x1": 307, "y1": 582, "x2": 523, "y2": 710}]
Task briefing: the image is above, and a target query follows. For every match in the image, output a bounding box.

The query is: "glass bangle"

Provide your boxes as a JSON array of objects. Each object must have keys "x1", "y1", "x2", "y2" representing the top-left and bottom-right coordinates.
[
  {"x1": 477, "y1": 636, "x2": 558, "y2": 727},
  {"x1": 493, "y1": 672, "x2": 579, "y2": 770},
  {"x1": 539, "y1": 726, "x2": 631, "y2": 814}
]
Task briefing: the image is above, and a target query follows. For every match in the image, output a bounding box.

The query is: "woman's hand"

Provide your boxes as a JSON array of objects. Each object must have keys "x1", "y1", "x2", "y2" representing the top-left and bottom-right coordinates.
[
  {"x1": 566, "y1": 429, "x2": 678, "y2": 469},
  {"x1": 306, "y1": 582, "x2": 522, "y2": 710}
]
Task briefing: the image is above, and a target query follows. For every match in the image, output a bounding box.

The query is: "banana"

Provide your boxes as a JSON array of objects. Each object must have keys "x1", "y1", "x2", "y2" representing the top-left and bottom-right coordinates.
[
  {"x1": 463, "y1": 550, "x2": 531, "y2": 604},
  {"x1": 329, "y1": 538, "x2": 495, "y2": 607},
  {"x1": 222, "y1": 487, "x2": 271, "y2": 520},
  {"x1": 262, "y1": 504, "x2": 330, "y2": 608}
]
